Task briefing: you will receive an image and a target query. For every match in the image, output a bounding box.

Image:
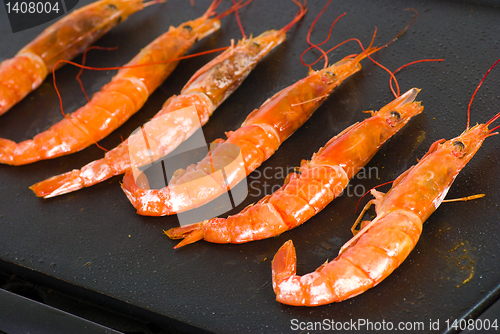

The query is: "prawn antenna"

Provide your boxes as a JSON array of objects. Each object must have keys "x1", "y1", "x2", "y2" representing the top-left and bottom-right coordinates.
[
  {"x1": 203, "y1": 0, "x2": 224, "y2": 19},
  {"x1": 388, "y1": 58, "x2": 443, "y2": 98},
  {"x1": 76, "y1": 46, "x2": 118, "y2": 102},
  {"x1": 231, "y1": 0, "x2": 247, "y2": 39},
  {"x1": 300, "y1": 9, "x2": 346, "y2": 69},
  {"x1": 379, "y1": 8, "x2": 418, "y2": 50},
  {"x1": 351, "y1": 8, "x2": 420, "y2": 97},
  {"x1": 280, "y1": 0, "x2": 307, "y2": 34},
  {"x1": 354, "y1": 180, "x2": 394, "y2": 214},
  {"x1": 469, "y1": 57, "x2": 500, "y2": 129},
  {"x1": 442, "y1": 194, "x2": 485, "y2": 203},
  {"x1": 486, "y1": 111, "x2": 500, "y2": 134},
  {"x1": 344, "y1": 32, "x2": 403, "y2": 97},
  {"x1": 214, "y1": 0, "x2": 252, "y2": 20}
]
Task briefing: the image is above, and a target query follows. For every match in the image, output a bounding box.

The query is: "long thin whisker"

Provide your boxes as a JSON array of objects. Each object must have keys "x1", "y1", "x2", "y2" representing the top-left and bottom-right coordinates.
[
  {"x1": 468, "y1": 58, "x2": 500, "y2": 129},
  {"x1": 389, "y1": 59, "x2": 443, "y2": 98}
]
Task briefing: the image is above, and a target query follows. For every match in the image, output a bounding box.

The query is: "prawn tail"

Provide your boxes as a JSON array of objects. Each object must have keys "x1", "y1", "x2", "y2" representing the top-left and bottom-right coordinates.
[
  {"x1": 164, "y1": 222, "x2": 205, "y2": 249},
  {"x1": 30, "y1": 141, "x2": 131, "y2": 197},
  {"x1": 30, "y1": 170, "x2": 84, "y2": 198},
  {"x1": 121, "y1": 170, "x2": 176, "y2": 216},
  {"x1": 272, "y1": 240, "x2": 298, "y2": 291}
]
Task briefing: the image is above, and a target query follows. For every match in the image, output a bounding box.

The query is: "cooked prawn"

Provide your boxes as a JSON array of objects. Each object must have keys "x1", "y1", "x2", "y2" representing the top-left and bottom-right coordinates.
[
  {"x1": 0, "y1": 0, "x2": 163, "y2": 116},
  {"x1": 165, "y1": 88, "x2": 423, "y2": 248},
  {"x1": 271, "y1": 58, "x2": 500, "y2": 306},
  {"x1": 30, "y1": 1, "x2": 307, "y2": 198},
  {"x1": 0, "y1": 0, "x2": 226, "y2": 166},
  {"x1": 121, "y1": 4, "x2": 419, "y2": 217},
  {"x1": 121, "y1": 35, "x2": 384, "y2": 216}
]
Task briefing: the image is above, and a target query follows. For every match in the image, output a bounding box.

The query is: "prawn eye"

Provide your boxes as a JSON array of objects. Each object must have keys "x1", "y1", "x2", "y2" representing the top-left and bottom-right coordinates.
[
  {"x1": 323, "y1": 71, "x2": 336, "y2": 84},
  {"x1": 390, "y1": 111, "x2": 401, "y2": 120},
  {"x1": 183, "y1": 25, "x2": 193, "y2": 32},
  {"x1": 453, "y1": 141, "x2": 465, "y2": 152},
  {"x1": 387, "y1": 111, "x2": 401, "y2": 127},
  {"x1": 252, "y1": 42, "x2": 261, "y2": 48},
  {"x1": 107, "y1": 4, "x2": 117, "y2": 11}
]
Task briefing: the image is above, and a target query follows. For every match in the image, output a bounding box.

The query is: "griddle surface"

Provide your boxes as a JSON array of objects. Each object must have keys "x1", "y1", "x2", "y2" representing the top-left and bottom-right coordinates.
[{"x1": 1, "y1": 0, "x2": 500, "y2": 333}]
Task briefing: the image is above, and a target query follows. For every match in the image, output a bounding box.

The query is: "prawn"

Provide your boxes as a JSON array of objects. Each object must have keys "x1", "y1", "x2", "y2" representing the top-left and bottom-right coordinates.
[
  {"x1": 271, "y1": 58, "x2": 500, "y2": 306},
  {"x1": 0, "y1": 0, "x2": 163, "y2": 116},
  {"x1": 165, "y1": 88, "x2": 423, "y2": 248},
  {"x1": 30, "y1": 0, "x2": 307, "y2": 198},
  {"x1": 120, "y1": 17, "x2": 389, "y2": 216},
  {"x1": 0, "y1": 0, "x2": 228, "y2": 166},
  {"x1": 121, "y1": 3, "x2": 419, "y2": 217}
]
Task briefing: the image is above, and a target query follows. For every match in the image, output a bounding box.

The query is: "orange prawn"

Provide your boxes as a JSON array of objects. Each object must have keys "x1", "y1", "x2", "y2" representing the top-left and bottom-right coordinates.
[
  {"x1": 271, "y1": 58, "x2": 500, "y2": 306},
  {"x1": 120, "y1": 10, "x2": 396, "y2": 217},
  {"x1": 121, "y1": 3, "x2": 419, "y2": 218},
  {"x1": 0, "y1": 0, "x2": 163, "y2": 116},
  {"x1": 30, "y1": 1, "x2": 307, "y2": 198},
  {"x1": 0, "y1": 0, "x2": 228, "y2": 166},
  {"x1": 165, "y1": 87, "x2": 423, "y2": 248}
]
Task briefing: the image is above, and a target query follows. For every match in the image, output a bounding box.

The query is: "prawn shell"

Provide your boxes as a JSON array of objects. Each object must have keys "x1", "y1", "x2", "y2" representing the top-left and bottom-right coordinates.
[
  {"x1": 317, "y1": 259, "x2": 373, "y2": 302},
  {"x1": 268, "y1": 190, "x2": 315, "y2": 229},
  {"x1": 123, "y1": 51, "x2": 368, "y2": 216},
  {"x1": 0, "y1": 0, "x2": 155, "y2": 116},
  {"x1": 1, "y1": 8, "x2": 222, "y2": 166},
  {"x1": 21, "y1": 0, "x2": 148, "y2": 71},
  {"x1": 228, "y1": 203, "x2": 287, "y2": 243},
  {"x1": 340, "y1": 245, "x2": 398, "y2": 283},
  {"x1": 225, "y1": 125, "x2": 280, "y2": 173},
  {"x1": 296, "y1": 166, "x2": 348, "y2": 210},
  {"x1": 158, "y1": 93, "x2": 214, "y2": 124}
]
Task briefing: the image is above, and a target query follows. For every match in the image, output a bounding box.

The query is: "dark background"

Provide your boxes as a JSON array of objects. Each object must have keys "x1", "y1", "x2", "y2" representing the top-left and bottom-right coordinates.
[{"x1": 0, "y1": 0, "x2": 499, "y2": 333}]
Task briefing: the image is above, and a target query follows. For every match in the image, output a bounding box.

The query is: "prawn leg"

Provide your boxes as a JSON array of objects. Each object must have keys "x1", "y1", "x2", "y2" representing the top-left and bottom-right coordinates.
[
  {"x1": 165, "y1": 88, "x2": 423, "y2": 247},
  {"x1": 0, "y1": 0, "x2": 163, "y2": 116},
  {"x1": 30, "y1": 2, "x2": 308, "y2": 198},
  {"x1": 1, "y1": 0, "x2": 223, "y2": 166}
]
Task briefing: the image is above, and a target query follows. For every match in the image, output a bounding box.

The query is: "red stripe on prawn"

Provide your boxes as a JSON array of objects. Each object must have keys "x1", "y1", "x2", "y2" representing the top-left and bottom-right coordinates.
[
  {"x1": 30, "y1": 0, "x2": 305, "y2": 198},
  {"x1": 0, "y1": 0, "x2": 238, "y2": 166},
  {"x1": 271, "y1": 58, "x2": 500, "y2": 306},
  {"x1": 0, "y1": 0, "x2": 164, "y2": 116},
  {"x1": 121, "y1": 5, "x2": 397, "y2": 217}
]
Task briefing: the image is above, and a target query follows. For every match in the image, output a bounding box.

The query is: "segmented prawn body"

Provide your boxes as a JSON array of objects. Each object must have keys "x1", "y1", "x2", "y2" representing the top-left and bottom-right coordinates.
[
  {"x1": 271, "y1": 99, "x2": 499, "y2": 307},
  {"x1": 0, "y1": 1, "x2": 222, "y2": 166},
  {"x1": 30, "y1": 4, "x2": 307, "y2": 198},
  {"x1": 0, "y1": 0, "x2": 161, "y2": 116},
  {"x1": 165, "y1": 88, "x2": 423, "y2": 248},
  {"x1": 121, "y1": 49, "x2": 378, "y2": 216}
]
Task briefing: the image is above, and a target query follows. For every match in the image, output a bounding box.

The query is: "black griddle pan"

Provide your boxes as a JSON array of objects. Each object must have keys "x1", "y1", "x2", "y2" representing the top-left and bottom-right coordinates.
[{"x1": 1, "y1": 0, "x2": 500, "y2": 333}]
